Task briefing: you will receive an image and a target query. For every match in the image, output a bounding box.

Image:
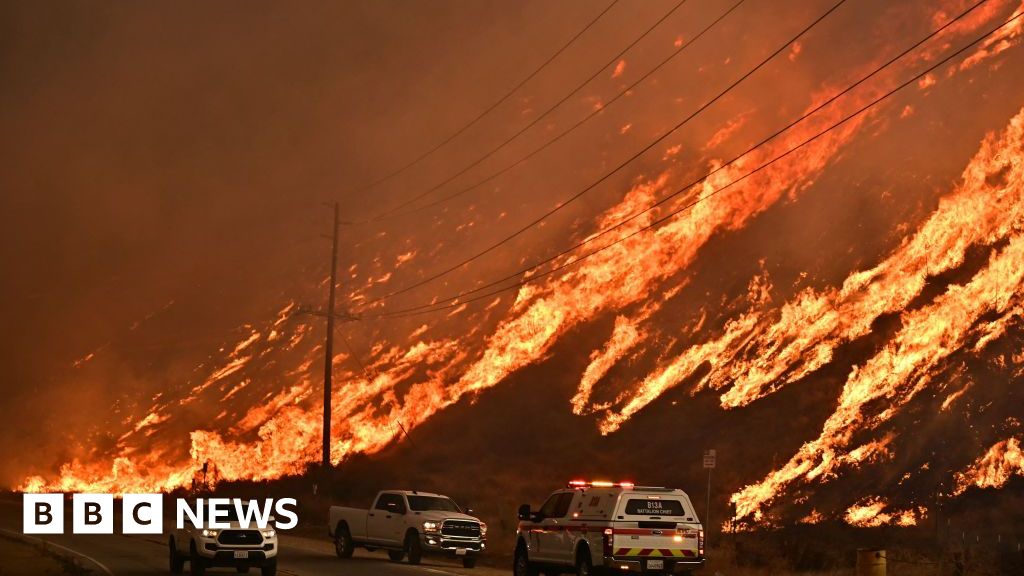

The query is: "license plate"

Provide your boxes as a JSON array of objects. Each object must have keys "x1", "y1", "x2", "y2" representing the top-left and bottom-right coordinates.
[
  {"x1": 647, "y1": 559, "x2": 664, "y2": 570},
  {"x1": 233, "y1": 551, "x2": 249, "y2": 559},
  {"x1": 455, "y1": 548, "x2": 468, "y2": 556}
]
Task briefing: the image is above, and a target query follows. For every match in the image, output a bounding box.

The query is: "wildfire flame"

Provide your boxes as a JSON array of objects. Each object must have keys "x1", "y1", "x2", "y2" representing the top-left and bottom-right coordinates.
[
  {"x1": 953, "y1": 437, "x2": 1024, "y2": 494},
  {"x1": 844, "y1": 497, "x2": 925, "y2": 528},
  {"x1": 729, "y1": 106, "x2": 1024, "y2": 522}
]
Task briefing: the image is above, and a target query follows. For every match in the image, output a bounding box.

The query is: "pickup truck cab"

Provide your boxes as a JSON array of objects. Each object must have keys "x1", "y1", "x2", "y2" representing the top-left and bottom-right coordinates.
[
  {"x1": 514, "y1": 481, "x2": 704, "y2": 576},
  {"x1": 169, "y1": 502, "x2": 278, "y2": 576},
  {"x1": 329, "y1": 490, "x2": 486, "y2": 568}
]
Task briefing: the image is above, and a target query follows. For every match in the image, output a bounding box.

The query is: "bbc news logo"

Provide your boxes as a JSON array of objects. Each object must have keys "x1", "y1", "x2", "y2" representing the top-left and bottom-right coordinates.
[{"x1": 23, "y1": 494, "x2": 298, "y2": 534}]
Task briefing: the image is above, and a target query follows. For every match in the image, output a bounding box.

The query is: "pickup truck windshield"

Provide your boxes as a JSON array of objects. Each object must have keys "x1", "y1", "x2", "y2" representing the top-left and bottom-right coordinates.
[{"x1": 406, "y1": 496, "x2": 461, "y2": 512}]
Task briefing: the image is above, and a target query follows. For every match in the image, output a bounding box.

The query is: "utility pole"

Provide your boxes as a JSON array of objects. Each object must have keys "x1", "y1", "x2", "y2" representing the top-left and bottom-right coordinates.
[
  {"x1": 292, "y1": 201, "x2": 360, "y2": 494},
  {"x1": 323, "y1": 202, "x2": 339, "y2": 470},
  {"x1": 293, "y1": 205, "x2": 358, "y2": 483}
]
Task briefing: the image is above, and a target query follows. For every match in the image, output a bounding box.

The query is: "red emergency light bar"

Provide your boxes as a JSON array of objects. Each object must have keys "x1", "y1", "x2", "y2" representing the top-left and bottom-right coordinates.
[{"x1": 567, "y1": 480, "x2": 635, "y2": 489}]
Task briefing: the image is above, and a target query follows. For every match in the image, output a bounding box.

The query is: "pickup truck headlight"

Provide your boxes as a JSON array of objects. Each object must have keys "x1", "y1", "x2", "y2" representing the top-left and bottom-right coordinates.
[
  {"x1": 201, "y1": 529, "x2": 219, "y2": 538},
  {"x1": 422, "y1": 521, "x2": 440, "y2": 533},
  {"x1": 261, "y1": 528, "x2": 276, "y2": 538},
  {"x1": 480, "y1": 522, "x2": 487, "y2": 537}
]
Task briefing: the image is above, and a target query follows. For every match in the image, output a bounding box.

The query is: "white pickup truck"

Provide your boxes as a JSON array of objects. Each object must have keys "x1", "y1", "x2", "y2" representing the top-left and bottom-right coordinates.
[
  {"x1": 169, "y1": 501, "x2": 278, "y2": 576},
  {"x1": 513, "y1": 481, "x2": 704, "y2": 576},
  {"x1": 329, "y1": 490, "x2": 486, "y2": 568}
]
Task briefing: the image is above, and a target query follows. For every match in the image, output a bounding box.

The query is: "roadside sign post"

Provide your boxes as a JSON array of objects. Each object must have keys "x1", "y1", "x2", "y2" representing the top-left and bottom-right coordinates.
[{"x1": 703, "y1": 449, "x2": 716, "y2": 547}]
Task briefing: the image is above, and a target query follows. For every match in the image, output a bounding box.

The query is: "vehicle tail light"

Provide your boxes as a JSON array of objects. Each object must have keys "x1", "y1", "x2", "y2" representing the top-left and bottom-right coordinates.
[
  {"x1": 698, "y1": 529, "x2": 705, "y2": 557},
  {"x1": 603, "y1": 528, "x2": 614, "y2": 557}
]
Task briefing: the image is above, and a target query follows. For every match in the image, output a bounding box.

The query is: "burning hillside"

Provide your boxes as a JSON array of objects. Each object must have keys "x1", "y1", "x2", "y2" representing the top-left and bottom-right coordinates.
[{"x1": 8, "y1": 0, "x2": 1024, "y2": 535}]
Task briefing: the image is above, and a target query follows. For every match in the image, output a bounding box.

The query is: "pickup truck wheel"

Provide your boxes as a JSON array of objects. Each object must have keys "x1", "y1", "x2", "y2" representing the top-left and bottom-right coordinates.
[
  {"x1": 189, "y1": 541, "x2": 206, "y2": 576},
  {"x1": 388, "y1": 549, "x2": 405, "y2": 562},
  {"x1": 513, "y1": 544, "x2": 539, "y2": 576},
  {"x1": 260, "y1": 559, "x2": 277, "y2": 576},
  {"x1": 404, "y1": 532, "x2": 423, "y2": 565},
  {"x1": 334, "y1": 524, "x2": 354, "y2": 558},
  {"x1": 168, "y1": 537, "x2": 185, "y2": 574},
  {"x1": 462, "y1": 556, "x2": 477, "y2": 568},
  {"x1": 575, "y1": 548, "x2": 594, "y2": 576}
]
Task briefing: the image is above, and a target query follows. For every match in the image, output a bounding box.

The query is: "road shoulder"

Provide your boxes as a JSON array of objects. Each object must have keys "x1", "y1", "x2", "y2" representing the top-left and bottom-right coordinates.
[{"x1": 0, "y1": 530, "x2": 96, "y2": 575}]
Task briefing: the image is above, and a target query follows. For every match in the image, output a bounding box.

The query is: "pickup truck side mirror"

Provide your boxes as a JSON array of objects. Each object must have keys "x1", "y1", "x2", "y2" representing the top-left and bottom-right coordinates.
[
  {"x1": 517, "y1": 504, "x2": 531, "y2": 521},
  {"x1": 466, "y1": 508, "x2": 474, "y2": 515}
]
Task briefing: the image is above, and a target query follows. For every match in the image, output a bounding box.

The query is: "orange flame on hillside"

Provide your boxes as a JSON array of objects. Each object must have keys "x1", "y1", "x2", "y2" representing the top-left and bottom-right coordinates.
[
  {"x1": 732, "y1": 217, "x2": 1024, "y2": 522},
  {"x1": 953, "y1": 437, "x2": 1024, "y2": 494},
  {"x1": 844, "y1": 497, "x2": 925, "y2": 527}
]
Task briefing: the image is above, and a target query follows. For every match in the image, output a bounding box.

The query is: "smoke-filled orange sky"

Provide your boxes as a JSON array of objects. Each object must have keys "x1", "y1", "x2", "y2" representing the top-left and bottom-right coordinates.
[{"x1": 2, "y1": 0, "x2": 1024, "y2": 528}]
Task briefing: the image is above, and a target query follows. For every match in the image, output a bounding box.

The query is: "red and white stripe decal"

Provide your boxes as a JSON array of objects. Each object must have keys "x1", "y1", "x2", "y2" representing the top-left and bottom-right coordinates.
[{"x1": 613, "y1": 547, "x2": 697, "y2": 557}]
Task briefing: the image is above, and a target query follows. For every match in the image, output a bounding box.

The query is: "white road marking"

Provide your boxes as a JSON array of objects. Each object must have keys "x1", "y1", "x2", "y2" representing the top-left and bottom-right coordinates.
[{"x1": 0, "y1": 528, "x2": 115, "y2": 576}]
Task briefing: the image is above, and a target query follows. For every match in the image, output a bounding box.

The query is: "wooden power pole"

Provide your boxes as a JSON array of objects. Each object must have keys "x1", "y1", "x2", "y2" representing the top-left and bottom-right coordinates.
[{"x1": 322, "y1": 202, "x2": 339, "y2": 470}]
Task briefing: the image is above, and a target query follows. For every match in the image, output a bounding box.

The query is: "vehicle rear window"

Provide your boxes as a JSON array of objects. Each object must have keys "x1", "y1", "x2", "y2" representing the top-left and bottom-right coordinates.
[
  {"x1": 375, "y1": 493, "x2": 406, "y2": 513},
  {"x1": 624, "y1": 498, "x2": 685, "y2": 516}
]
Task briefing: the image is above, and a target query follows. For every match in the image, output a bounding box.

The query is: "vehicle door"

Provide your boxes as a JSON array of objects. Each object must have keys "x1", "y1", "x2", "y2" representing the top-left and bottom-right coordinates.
[
  {"x1": 367, "y1": 493, "x2": 406, "y2": 545},
  {"x1": 534, "y1": 491, "x2": 575, "y2": 564}
]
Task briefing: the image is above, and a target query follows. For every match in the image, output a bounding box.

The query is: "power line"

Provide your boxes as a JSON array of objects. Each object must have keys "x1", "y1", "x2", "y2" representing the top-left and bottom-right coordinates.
[
  {"x1": 368, "y1": 1, "x2": 1016, "y2": 321},
  {"x1": 338, "y1": 330, "x2": 419, "y2": 448},
  {"x1": 365, "y1": 0, "x2": 993, "y2": 317},
  {"x1": 369, "y1": 0, "x2": 699, "y2": 220},
  {"x1": 358, "y1": 0, "x2": 849, "y2": 309},
  {"x1": 348, "y1": 0, "x2": 622, "y2": 196},
  {"x1": 375, "y1": 0, "x2": 744, "y2": 220},
  {"x1": 339, "y1": 331, "x2": 373, "y2": 381}
]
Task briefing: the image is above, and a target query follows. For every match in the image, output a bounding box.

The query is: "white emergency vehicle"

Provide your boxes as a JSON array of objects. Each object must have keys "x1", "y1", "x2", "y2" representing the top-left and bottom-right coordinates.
[{"x1": 514, "y1": 481, "x2": 704, "y2": 575}]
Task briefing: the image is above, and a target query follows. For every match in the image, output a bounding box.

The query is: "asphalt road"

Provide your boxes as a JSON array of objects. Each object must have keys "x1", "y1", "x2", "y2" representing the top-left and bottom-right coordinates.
[{"x1": 0, "y1": 499, "x2": 505, "y2": 576}]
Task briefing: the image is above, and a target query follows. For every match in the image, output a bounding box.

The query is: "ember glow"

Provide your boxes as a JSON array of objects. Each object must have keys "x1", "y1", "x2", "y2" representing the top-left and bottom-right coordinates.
[
  {"x1": 953, "y1": 437, "x2": 1024, "y2": 494},
  {"x1": 6, "y1": 0, "x2": 1024, "y2": 533},
  {"x1": 843, "y1": 497, "x2": 925, "y2": 528}
]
